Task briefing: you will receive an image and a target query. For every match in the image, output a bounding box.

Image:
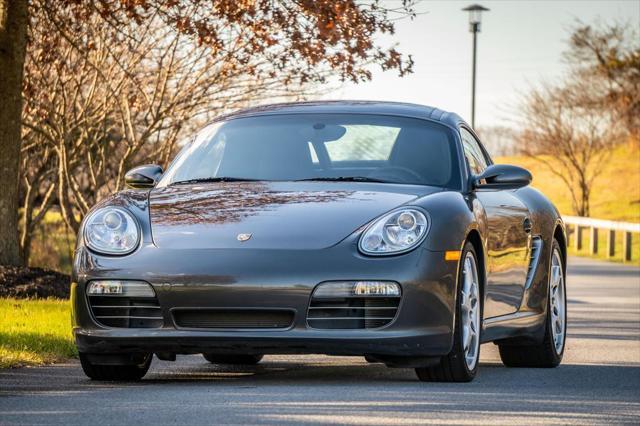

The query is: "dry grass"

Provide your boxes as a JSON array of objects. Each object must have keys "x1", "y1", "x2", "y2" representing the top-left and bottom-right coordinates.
[
  {"x1": 496, "y1": 144, "x2": 640, "y2": 222},
  {"x1": 497, "y1": 144, "x2": 640, "y2": 264}
]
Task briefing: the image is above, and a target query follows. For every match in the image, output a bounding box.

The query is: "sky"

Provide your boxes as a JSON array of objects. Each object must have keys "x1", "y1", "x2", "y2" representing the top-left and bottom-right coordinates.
[{"x1": 327, "y1": 0, "x2": 640, "y2": 128}]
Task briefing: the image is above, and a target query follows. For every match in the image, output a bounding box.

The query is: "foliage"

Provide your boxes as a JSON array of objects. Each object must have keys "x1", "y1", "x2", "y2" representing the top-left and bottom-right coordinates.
[
  {"x1": 519, "y1": 83, "x2": 621, "y2": 217},
  {"x1": 54, "y1": 0, "x2": 416, "y2": 84},
  {"x1": 518, "y1": 21, "x2": 638, "y2": 217},
  {"x1": 565, "y1": 22, "x2": 640, "y2": 143},
  {"x1": 0, "y1": 298, "x2": 76, "y2": 368},
  {"x1": 17, "y1": 0, "x2": 417, "y2": 265}
]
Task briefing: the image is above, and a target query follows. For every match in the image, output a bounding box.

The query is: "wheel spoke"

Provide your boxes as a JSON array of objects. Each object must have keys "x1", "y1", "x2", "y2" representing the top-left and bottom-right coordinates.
[
  {"x1": 551, "y1": 265, "x2": 561, "y2": 287},
  {"x1": 460, "y1": 251, "x2": 481, "y2": 370},
  {"x1": 462, "y1": 325, "x2": 470, "y2": 351},
  {"x1": 549, "y1": 248, "x2": 565, "y2": 354}
]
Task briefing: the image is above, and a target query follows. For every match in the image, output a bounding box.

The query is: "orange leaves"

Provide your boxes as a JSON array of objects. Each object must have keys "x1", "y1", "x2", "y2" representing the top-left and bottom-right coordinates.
[{"x1": 49, "y1": 0, "x2": 415, "y2": 85}]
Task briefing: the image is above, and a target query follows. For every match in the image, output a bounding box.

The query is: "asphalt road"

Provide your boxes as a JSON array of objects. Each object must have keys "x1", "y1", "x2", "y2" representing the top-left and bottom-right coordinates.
[{"x1": 1, "y1": 256, "x2": 639, "y2": 425}]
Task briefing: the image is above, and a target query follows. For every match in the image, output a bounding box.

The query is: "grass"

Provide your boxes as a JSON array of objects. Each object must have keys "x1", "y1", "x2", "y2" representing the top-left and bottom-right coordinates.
[
  {"x1": 28, "y1": 211, "x2": 75, "y2": 275},
  {"x1": 0, "y1": 298, "x2": 76, "y2": 368},
  {"x1": 565, "y1": 230, "x2": 640, "y2": 266},
  {"x1": 497, "y1": 144, "x2": 640, "y2": 265},
  {"x1": 496, "y1": 144, "x2": 640, "y2": 223}
]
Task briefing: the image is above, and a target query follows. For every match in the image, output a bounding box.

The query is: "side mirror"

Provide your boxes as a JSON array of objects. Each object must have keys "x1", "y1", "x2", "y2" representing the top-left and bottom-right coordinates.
[
  {"x1": 474, "y1": 164, "x2": 532, "y2": 190},
  {"x1": 125, "y1": 164, "x2": 163, "y2": 189}
]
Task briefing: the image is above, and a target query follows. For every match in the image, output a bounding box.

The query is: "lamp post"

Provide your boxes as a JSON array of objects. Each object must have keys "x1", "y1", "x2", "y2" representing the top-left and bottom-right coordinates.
[{"x1": 462, "y1": 4, "x2": 489, "y2": 128}]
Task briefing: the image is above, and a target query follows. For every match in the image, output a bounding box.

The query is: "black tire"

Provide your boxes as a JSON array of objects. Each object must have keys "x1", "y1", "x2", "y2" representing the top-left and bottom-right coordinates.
[
  {"x1": 79, "y1": 353, "x2": 152, "y2": 381},
  {"x1": 202, "y1": 353, "x2": 264, "y2": 365},
  {"x1": 416, "y1": 242, "x2": 482, "y2": 382},
  {"x1": 498, "y1": 238, "x2": 566, "y2": 368}
]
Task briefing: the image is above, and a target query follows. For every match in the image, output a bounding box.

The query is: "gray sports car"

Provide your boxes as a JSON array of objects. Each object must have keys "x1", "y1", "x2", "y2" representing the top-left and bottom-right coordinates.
[{"x1": 72, "y1": 101, "x2": 567, "y2": 382}]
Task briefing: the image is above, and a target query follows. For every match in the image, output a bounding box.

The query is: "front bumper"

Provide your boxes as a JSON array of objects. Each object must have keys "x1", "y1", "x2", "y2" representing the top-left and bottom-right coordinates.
[{"x1": 72, "y1": 241, "x2": 459, "y2": 357}]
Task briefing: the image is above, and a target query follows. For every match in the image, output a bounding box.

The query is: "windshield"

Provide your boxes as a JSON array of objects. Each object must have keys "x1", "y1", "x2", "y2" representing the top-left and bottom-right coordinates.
[{"x1": 159, "y1": 114, "x2": 461, "y2": 188}]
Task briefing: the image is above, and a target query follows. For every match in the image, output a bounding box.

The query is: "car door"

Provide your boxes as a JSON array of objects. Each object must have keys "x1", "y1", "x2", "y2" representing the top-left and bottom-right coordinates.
[{"x1": 461, "y1": 128, "x2": 531, "y2": 318}]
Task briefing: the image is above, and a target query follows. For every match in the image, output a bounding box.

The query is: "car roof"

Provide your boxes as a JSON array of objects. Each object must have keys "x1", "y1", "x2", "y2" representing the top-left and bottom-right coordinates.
[{"x1": 211, "y1": 100, "x2": 468, "y2": 131}]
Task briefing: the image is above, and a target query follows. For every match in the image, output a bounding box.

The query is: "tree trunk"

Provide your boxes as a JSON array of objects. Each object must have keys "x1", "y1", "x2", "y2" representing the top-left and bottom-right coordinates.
[{"x1": 0, "y1": 0, "x2": 27, "y2": 266}]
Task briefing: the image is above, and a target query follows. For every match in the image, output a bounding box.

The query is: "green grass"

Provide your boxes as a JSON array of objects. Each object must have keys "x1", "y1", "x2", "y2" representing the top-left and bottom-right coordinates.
[
  {"x1": 28, "y1": 211, "x2": 75, "y2": 275},
  {"x1": 566, "y1": 229, "x2": 640, "y2": 266},
  {"x1": 0, "y1": 298, "x2": 76, "y2": 368}
]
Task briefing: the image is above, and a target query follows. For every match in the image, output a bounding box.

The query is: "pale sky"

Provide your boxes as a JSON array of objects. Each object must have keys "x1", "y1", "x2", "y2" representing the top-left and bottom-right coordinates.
[{"x1": 326, "y1": 0, "x2": 640, "y2": 128}]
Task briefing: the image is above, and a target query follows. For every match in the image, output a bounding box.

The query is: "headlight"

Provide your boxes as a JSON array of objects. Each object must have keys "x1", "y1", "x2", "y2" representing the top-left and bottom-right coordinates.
[
  {"x1": 83, "y1": 207, "x2": 140, "y2": 255},
  {"x1": 359, "y1": 208, "x2": 429, "y2": 255}
]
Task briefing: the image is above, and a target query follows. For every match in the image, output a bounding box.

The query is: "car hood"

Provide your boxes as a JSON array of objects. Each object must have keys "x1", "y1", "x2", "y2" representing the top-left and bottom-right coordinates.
[{"x1": 148, "y1": 181, "x2": 441, "y2": 250}]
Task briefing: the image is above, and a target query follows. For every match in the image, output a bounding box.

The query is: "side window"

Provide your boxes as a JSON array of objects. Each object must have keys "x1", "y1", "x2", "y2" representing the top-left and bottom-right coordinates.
[{"x1": 460, "y1": 128, "x2": 489, "y2": 176}]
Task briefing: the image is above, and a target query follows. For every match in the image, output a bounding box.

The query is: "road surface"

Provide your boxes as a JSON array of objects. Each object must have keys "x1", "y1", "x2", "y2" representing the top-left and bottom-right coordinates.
[{"x1": 1, "y1": 257, "x2": 639, "y2": 425}]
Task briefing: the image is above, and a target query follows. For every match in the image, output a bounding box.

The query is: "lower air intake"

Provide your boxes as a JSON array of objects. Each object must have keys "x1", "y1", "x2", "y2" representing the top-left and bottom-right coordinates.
[
  {"x1": 88, "y1": 296, "x2": 163, "y2": 328},
  {"x1": 307, "y1": 287, "x2": 401, "y2": 329},
  {"x1": 173, "y1": 309, "x2": 294, "y2": 329}
]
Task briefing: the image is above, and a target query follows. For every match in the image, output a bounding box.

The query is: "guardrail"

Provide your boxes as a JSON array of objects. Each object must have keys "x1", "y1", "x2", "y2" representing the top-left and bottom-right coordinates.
[{"x1": 563, "y1": 216, "x2": 640, "y2": 262}]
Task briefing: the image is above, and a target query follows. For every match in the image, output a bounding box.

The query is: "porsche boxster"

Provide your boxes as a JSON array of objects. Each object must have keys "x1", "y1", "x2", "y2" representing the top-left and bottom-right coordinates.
[{"x1": 72, "y1": 101, "x2": 567, "y2": 382}]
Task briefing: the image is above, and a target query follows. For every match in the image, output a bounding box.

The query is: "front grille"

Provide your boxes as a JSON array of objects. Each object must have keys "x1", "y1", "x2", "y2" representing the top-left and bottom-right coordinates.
[
  {"x1": 307, "y1": 295, "x2": 401, "y2": 329},
  {"x1": 88, "y1": 296, "x2": 163, "y2": 328},
  {"x1": 173, "y1": 309, "x2": 294, "y2": 329},
  {"x1": 525, "y1": 236, "x2": 543, "y2": 288}
]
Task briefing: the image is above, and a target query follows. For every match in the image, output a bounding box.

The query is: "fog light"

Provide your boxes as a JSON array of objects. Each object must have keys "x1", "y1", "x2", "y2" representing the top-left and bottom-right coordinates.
[
  {"x1": 353, "y1": 281, "x2": 401, "y2": 296},
  {"x1": 86, "y1": 280, "x2": 155, "y2": 297},
  {"x1": 313, "y1": 281, "x2": 401, "y2": 298}
]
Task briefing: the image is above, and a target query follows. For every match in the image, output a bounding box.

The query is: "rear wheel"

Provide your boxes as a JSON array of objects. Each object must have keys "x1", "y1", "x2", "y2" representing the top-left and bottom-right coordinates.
[
  {"x1": 416, "y1": 242, "x2": 482, "y2": 382},
  {"x1": 202, "y1": 354, "x2": 264, "y2": 365},
  {"x1": 498, "y1": 239, "x2": 566, "y2": 367},
  {"x1": 79, "y1": 353, "x2": 152, "y2": 381}
]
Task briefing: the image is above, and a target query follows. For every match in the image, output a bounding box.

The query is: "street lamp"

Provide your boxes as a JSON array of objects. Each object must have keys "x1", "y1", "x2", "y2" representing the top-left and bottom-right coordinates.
[{"x1": 462, "y1": 4, "x2": 489, "y2": 128}]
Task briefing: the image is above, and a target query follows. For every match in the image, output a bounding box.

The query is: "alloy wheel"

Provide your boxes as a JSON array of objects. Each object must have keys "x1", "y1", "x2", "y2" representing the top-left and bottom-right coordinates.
[
  {"x1": 461, "y1": 252, "x2": 481, "y2": 370},
  {"x1": 550, "y1": 248, "x2": 566, "y2": 354}
]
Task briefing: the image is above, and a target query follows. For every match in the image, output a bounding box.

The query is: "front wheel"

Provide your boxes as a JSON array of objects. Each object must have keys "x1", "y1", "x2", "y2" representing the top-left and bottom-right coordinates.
[
  {"x1": 498, "y1": 238, "x2": 566, "y2": 367},
  {"x1": 79, "y1": 353, "x2": 152, "y2": 381},
  {"x1": 416, "y1": 242, "x2": 482, "y2": 382},
  {"x1": 202, "y1": 354, "x2": 264, "y2": 365}
]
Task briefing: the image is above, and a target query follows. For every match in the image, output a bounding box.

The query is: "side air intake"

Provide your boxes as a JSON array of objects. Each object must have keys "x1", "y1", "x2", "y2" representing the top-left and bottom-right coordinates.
[{"x1": 525, "y1": 236, "x2": 543, "y2": 289}]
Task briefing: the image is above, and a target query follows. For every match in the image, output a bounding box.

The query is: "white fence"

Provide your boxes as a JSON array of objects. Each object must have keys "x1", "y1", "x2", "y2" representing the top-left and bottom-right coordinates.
[{"x1": 563, "y1": 216, "x2": 640, "y2": 262}]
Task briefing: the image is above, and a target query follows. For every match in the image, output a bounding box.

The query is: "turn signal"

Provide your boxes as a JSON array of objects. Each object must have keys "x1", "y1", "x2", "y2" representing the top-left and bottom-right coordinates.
[{"x1": 445, "y1": 251, "x2": 461, "y2": 261}]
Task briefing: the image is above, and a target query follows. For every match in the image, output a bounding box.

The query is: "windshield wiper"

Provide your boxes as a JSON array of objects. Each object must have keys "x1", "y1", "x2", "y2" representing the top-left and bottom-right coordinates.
[
  {"x1": 171, "y1": 177, "x2": 263, "y2": 185},
  {"x1": 295, "y1": 176, "x2": 390, "y2": 183}
]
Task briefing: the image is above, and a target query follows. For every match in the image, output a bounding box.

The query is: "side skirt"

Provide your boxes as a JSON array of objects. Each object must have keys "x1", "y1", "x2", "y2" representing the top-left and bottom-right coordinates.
[{"x1": 481, "y1": 311, "x2": 546, "y2": 344}]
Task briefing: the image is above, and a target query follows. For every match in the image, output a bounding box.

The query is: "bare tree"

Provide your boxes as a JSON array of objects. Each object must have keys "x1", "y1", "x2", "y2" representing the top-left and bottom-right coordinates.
[
  {"x1": 519, "y1": 83, "x2": 622, "y2": 217},
  {"x1": 564, "y1": 22, "x2": 640, "y2": 145},
  {"x1": 1, "y1": 0, "x2": 418, "y2": 266},
  {"x1": 518, "y1": 21, "x2": 637, "y2": 218},
  {"x1": 475, "y1": 126, "x2": 519, "y2": 157},
  {"x1": 19, "y1": 7, "x2": 327, "y2": 263}
]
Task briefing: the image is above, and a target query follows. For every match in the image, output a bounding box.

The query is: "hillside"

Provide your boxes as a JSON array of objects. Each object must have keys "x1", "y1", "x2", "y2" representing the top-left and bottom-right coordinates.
[{"x1": 496, "y1": 144, "x2": 640, "y2": 223}]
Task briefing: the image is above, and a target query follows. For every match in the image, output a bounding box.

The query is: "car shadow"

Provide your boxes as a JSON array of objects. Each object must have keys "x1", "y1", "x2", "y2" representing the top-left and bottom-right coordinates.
[{"x1": 132, "y1": 356, "x2": 640, "y2": 389}]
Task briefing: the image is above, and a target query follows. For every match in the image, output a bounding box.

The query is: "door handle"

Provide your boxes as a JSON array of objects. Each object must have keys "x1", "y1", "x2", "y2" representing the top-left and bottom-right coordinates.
[{"x1": 523, "y1": 217, "x2": 532, "y2": 233}]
